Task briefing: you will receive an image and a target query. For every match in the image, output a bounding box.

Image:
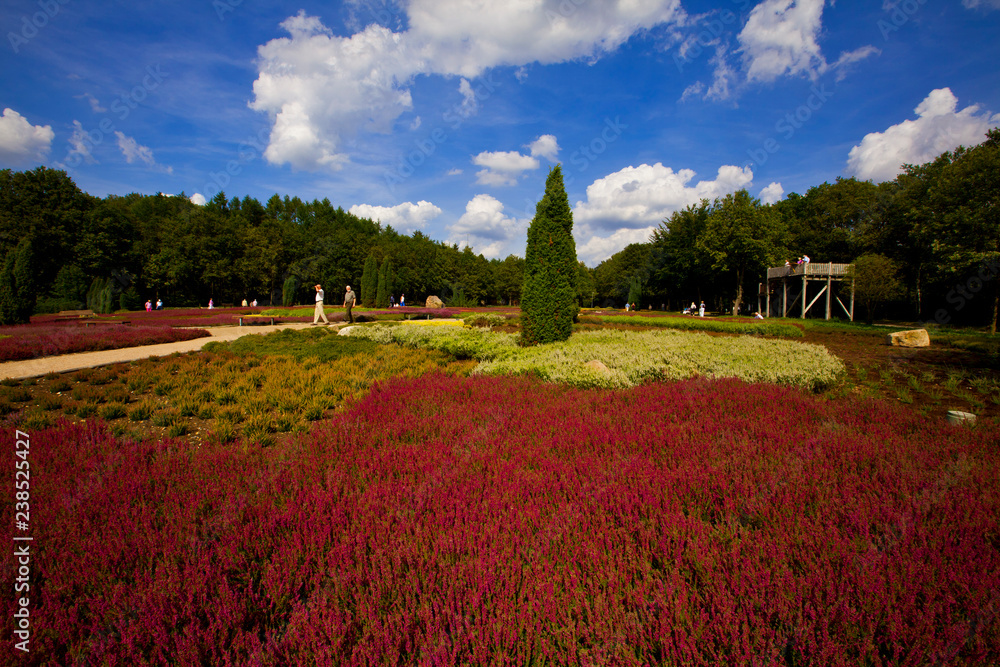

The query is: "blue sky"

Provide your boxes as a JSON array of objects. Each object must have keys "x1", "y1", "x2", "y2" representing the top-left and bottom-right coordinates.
[{"x1": 2, "y1": 0, "x2": 999, "y2": 266}]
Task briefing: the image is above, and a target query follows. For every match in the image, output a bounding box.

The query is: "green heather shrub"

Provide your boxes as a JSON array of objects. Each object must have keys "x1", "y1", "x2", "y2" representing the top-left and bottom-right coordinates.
[
  {"x1": 98, "y1": 403, "x2": 128, "y2": 420},
  {"x1": 210, "y1": 420, "x2": 238, "y2": 444},
  {"x1": 475, "y1": 329, "x2": 844, "y2": 391},
  {"x1": 49, "y1": 378, "x2": 71, "y2": 393},
  {"x1": 75, "y1": 403, "x2": 97, "y2": 418},
  {"x1": 37, "y1": 394, "x2": 63, "y2": 411},
  {"x1": 348, "y1": 325, "x2": 844, "y2": 392},
  {"x1": 2, "y1": 386, "x2": 32, "y2": 402},
  {"x1": 166, "y1": 423, "x2": 189, "y2": 438},
  {"x1": 152, "y1": 410, "x2": 179, "y2": 427},
  {"x1": 128, "y1": 402, "x2": 154, "y2": 422},
  {"x1": 462, "y1": 313, "x2": 508, "y2": 328},
  {"x1": 18, "y1": 409, "x2": 52, "y2": 431},
  {"x1": 597, "y1": 315, "x2": 804, "y2": 338},
  {"x1": 346, "y1": 323, "x2": 518, "y2": 360}
]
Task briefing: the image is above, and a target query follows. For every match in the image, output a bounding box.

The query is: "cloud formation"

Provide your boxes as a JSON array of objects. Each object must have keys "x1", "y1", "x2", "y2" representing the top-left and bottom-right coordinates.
[
  {"x1": 684, "y1": 0, "x2": 876, "y2": 101},
  {"x1": 0, "y1": 108, "x2": 54, "y2": 167},
  {"x1": 526, "y1": 134, "x2": 560, "y2": 160},
  {"x1": 759, "y1": 181, "x2": 784, "y2": 204},
  {"x1": 845, "y1": 88, "x2": 1000, "y2": 182},
  {"x1": 472, "y1": 150, "x2": 540, "y2": 186},
  {"x1": 573, "y1": 162, "x2": 754, "y2": 265},
  {"x1": 349, "y1": 200, "x2": 443, "y2": 233},
  {"x1": 447, "y1": 193, "x2": 529, "y2": 259},
  {"x1": 250, "y1": 1, "x2": 685, "y2": 171}
]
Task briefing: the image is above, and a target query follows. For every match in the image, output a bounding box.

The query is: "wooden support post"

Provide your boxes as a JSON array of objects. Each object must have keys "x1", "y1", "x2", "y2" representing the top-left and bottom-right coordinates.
[
  {"x1": 801, "y1": 274, "x2": 807, "y2": 319},
  {"x1": 826, "y1": 269, "x2": 832, "y2": 320},
  {"x1": 782, "y1": 279, "x2": 788, "y2": 317},
  {"x1": 850, "y1": 277, "x2": 855, "y2": 322}
]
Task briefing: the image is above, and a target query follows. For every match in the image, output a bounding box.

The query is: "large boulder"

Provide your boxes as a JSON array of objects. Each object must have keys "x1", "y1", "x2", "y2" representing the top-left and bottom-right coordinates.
[
  {"x1": 583, "y1": 360, "x2": 611, "y2": 376},
  {"x1": 426, "y1": 295, "x2": 445, "y2": 309},
  {"x1": 885, "y1": 329, "x2": 930, "y2": 348}
]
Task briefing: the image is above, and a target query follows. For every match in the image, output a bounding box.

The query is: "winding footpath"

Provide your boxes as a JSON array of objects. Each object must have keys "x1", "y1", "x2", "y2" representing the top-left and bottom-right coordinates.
[{"x1": 0, "y1": 323, "x2": 326, "y2": 380}]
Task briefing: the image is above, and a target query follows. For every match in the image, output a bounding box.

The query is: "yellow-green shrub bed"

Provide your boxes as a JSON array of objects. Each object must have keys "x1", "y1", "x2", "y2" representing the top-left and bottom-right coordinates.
[{"x1": 345, "y1": 325, "x2": 844, "y2": 391}]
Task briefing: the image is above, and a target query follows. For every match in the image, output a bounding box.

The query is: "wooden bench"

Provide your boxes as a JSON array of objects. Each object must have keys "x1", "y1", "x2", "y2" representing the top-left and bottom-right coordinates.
[{"x1": 54, "y1": 309, "x2": 96, "y2": 321}]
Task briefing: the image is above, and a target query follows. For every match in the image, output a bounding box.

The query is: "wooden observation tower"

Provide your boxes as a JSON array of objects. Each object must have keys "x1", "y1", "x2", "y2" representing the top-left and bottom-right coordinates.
[{"x1": 762, "y1": 263, "x2": 854, "y2": 320}]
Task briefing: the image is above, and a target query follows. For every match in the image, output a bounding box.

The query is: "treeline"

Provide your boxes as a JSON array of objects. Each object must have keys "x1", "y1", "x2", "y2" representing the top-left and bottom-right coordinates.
[
  {"x1": 1, "y1": 128, "x2": 996, "y2": 328},
  {"x1": 594, "y1": 129, "x2": 999, "y2": 331},
  {"x1": 0, "y1": 167, "x2": 575, "y2": 320}
]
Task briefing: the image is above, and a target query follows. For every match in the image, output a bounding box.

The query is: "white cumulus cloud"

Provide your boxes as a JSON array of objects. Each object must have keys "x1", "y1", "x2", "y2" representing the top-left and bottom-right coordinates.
[
  {"x1": 572, "y1": 162, "x2": 754, "y2": 265},
  {"x1": 349, "y1": 200, "x2": 443, "y2": 233},
  {"x1": 688, "y1": 0, "x2": 876, "y2": 101},
  {"x1": 190, "y1": 193, "x2": 207, "y2": 206},
  {"x1": 447, "y1": 193, "x2": 529, "y2": 259},
  {"x1": 250, "y1": 1, "x2": 686, "y2": 171},
  {"x1": 472, "y1": 150, "x2": 540, "y2": 186},
  {"x1": 526, "y1": 134, "x2": 560, "y2": 161},
  {"x1": 759, "y1": 181, "x2": 784, "y2": 204},
  {"x1": 738, "y1": 0, "x2": 827, "y2": 83},
  {"x1": 846, "y1": 88, "x2": 1000, "y2": 182},
  {"x1": 0, "y1": 108, "x2": 54, "y2": 167}
]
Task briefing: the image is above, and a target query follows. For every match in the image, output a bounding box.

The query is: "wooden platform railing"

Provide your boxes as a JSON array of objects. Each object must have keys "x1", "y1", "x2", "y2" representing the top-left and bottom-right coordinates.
[{"x1": 766, "y1": 262, "x2": 852, "y2": 280}]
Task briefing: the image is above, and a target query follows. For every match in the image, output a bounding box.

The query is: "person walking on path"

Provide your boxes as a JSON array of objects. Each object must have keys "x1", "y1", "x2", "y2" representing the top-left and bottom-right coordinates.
[
  {"x1": 699, "y1": 301, "x2": 705, "y2": 317},
  {"x1": 313, "y1": 284, "x2": 329, "y2": 325},
  {"x1": 344, "y1": 284, "x2": 357, "y2": 324}
]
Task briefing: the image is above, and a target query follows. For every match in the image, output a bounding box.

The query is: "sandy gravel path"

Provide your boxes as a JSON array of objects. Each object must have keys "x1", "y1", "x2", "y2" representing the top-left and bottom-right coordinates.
[{"x1": 0, "y1": 323, "x2": 329, "y2": 380}]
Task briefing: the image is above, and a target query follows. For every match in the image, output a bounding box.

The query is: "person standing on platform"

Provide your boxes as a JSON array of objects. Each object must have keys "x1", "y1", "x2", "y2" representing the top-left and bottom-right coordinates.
[
  {"x1": 343, "y1": 284, "x2": 357, "y2": 324},
  {"x1": 313, "y1": 284, "x2": 329, "y2": 325}
]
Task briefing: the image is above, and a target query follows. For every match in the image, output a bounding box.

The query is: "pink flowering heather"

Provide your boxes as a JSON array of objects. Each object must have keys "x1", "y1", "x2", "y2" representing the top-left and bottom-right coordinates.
[
  {"x1": 2, "y1": 376, "x2": 998, "y2": 664},
  {"x1": 0, "y1": 325, "x2": 211, "y2": 361}
]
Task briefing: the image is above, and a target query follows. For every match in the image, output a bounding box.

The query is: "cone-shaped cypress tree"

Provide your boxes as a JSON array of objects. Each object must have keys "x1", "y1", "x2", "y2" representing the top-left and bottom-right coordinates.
[
  {"x1": 0, "y1": 238, "x2": 36, "y2": 324},
  {"x1": 361, "y1": 255, "x2": 378, "y2": 307},
  {"x1": 521, "y1": 165, "x2": 579, "y2": 345},
  {"x1": 376, "y1": 256, "x2": 390, "y2": 308}
]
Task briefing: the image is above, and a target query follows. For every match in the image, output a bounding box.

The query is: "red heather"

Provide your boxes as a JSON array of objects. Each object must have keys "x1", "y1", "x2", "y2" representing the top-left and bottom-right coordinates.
[
  {"x1": 0, "y1": 325, "x2": 211, "y2": 361},
  {"x1": 2, "y1": 376, "x2": 997, "y2": 664}
]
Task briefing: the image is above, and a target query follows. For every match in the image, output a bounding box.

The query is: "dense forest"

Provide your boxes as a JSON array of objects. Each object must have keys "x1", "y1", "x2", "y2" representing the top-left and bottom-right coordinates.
[
  {"x1": 0, "y1": 168, "x2": 544, "y2": 317},
  {"x1": 0, "y1": 128, "x2": 996, "y2": 328},
  {"x1": 595, "y1": 129, "x2": 999, "y2": 330}
]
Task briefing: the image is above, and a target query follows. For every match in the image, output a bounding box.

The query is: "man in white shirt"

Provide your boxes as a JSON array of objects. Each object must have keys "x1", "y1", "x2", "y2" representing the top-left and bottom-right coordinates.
[{"x1": 313, "y1": 284, "x2": 329, "y2": 325}]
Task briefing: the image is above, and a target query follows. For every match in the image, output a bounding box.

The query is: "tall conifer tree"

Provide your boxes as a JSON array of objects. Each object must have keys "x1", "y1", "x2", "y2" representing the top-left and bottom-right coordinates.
[
  {"x1": 360, "y1": 254, "x2": 378, "y2": 307},
  {"x1": 521, "y1": 165, "x2": 578, "y2": 345},
  {"x1": 376, "y1": 256, "x2": 391, "y2": 308}
]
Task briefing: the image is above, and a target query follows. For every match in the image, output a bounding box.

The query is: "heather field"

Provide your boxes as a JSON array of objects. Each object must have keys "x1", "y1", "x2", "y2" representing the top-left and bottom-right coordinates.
[
  {"x1": 0, "y1": 324, "x2": 210, "y2": 362},
  {"x1": 2, "y1": 317, "x2": 999, "y2": 664},
  {"x1": 2, "y1": 374, "x2": 998, "y2": 664}
]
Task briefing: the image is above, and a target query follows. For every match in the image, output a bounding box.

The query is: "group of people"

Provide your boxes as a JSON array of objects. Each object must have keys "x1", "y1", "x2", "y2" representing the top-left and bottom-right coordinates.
[
  {"x1": 785, "y1": 254, "x2": 811, "y2": 266},
  {"x1": 240, "y1": 298, "x2": 259, "y2": 307},
  {"x1": 144, "y1": 298, "x2": 163, "y2": 312},
  {"x1": 313, "y1": 285, "x2": 407, "y2": 325},
  {"x1": 682, "y1": 301, "x2": 707, "y2": 317}
]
